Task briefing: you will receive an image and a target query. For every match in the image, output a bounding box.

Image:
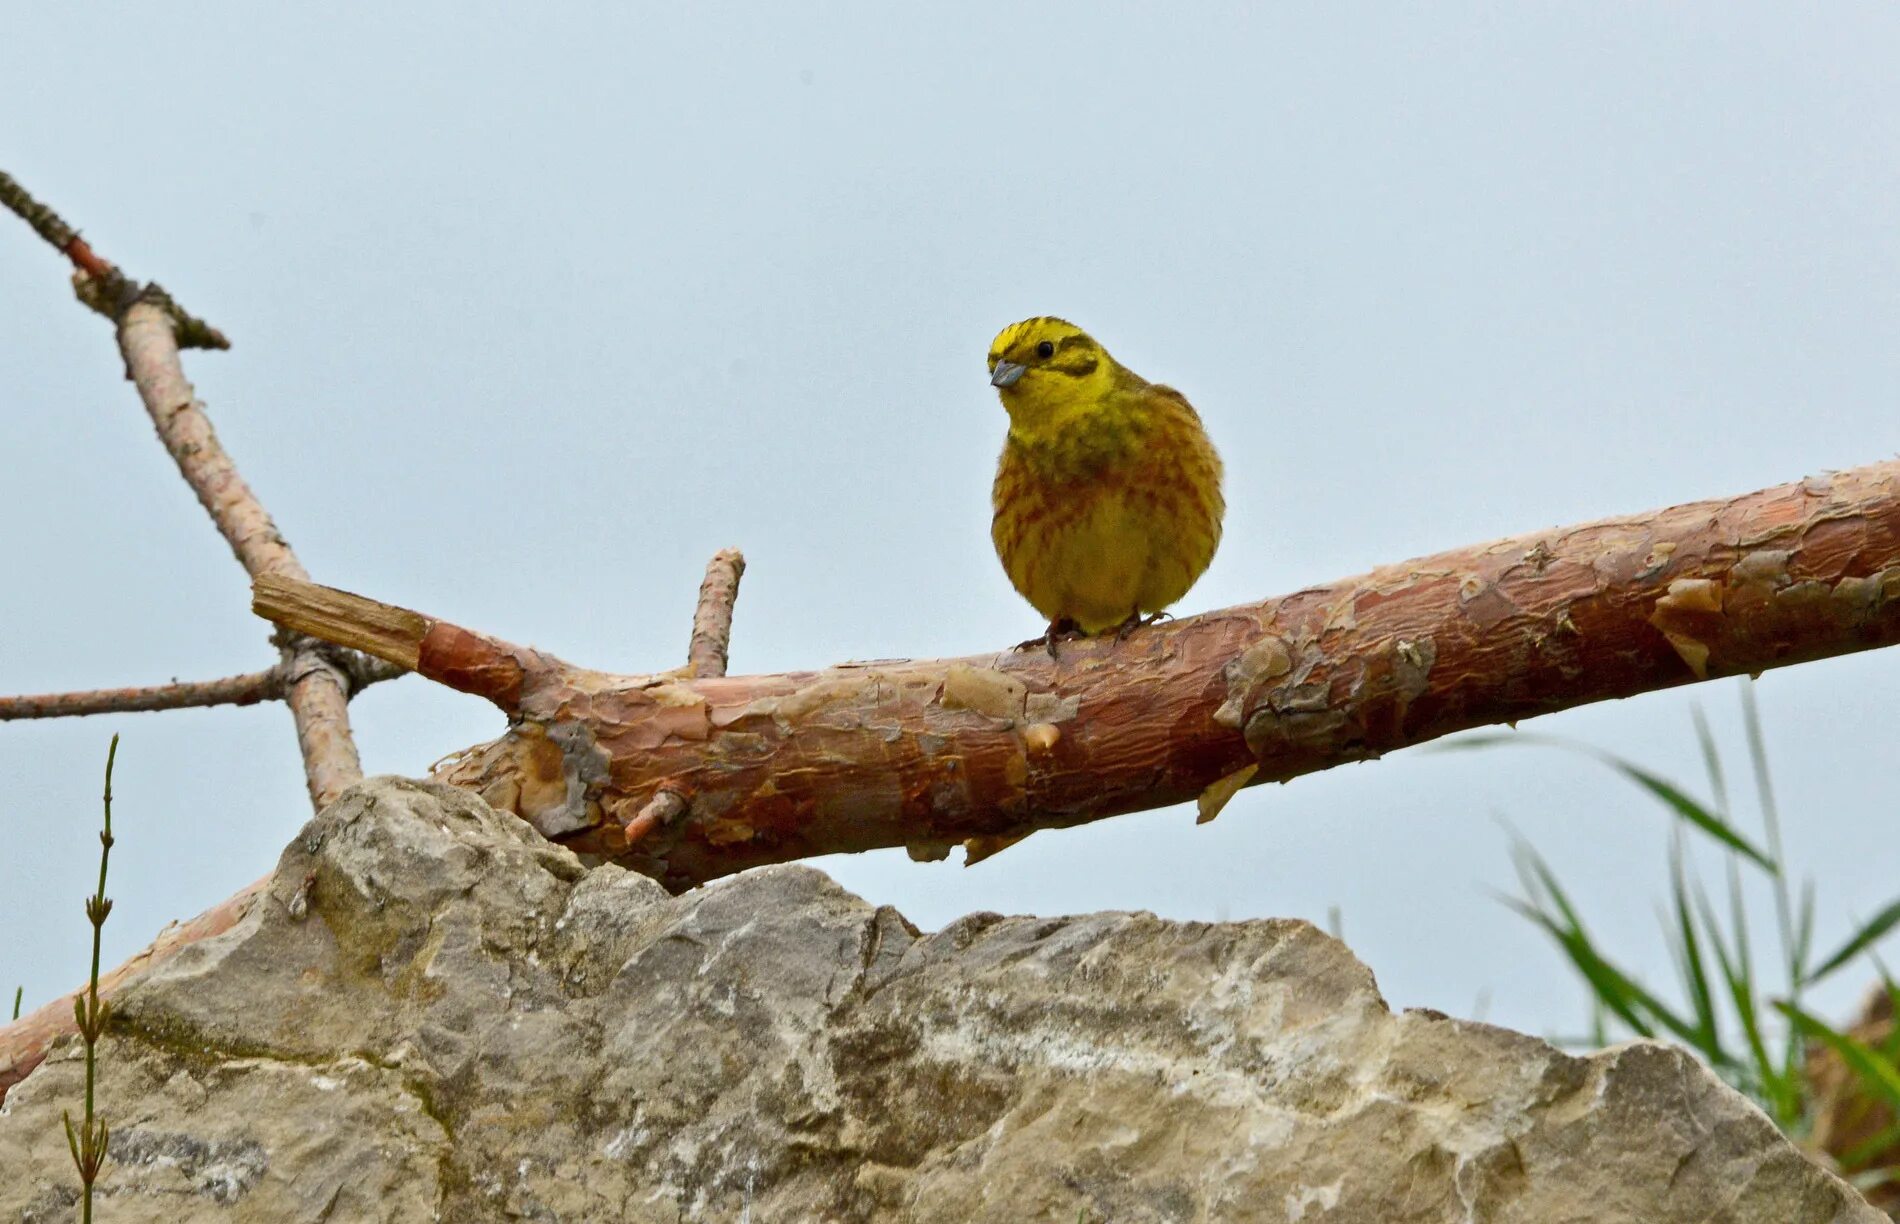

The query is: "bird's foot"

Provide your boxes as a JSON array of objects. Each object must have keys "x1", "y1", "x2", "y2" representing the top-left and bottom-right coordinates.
[
  {"x1": 1114, "y1": 610, "x2": 1172, "y2": 641},
  {"x1": 1016, "y1": 617, "x2": 1083, "y2": 658}
]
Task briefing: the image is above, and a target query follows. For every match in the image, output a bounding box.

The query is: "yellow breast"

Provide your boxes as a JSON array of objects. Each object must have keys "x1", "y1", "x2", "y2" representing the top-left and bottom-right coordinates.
[{"x1": 992, "y1": 386, "x2": 1223, "y2": 634}]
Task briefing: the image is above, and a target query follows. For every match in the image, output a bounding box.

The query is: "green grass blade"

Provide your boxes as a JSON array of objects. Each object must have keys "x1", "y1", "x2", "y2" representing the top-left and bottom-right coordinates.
[
  {"x1": 1499, "y1": 895, "x2": 1655, "y2": 1041},
  {"x1": 1504, "y1": 889, "x2": 1735, "y2": 1060},
  {"x1": 1807, "y1": 898, "x2": 1900, "y2": 986},
  {"x1": 1740, "y1": 683, "x2": 1801, "y2": 983},
  {"x1": 1690, "y1": 703, "x2": 1731, "y2": 819},
  {"x1": 1793, "y1": 879, "x2": 1818, "y2": 987},
  {"x1": 1778, "y1": 1000, "x2": 1900, "y2": 1113},
  {"x1": 1880, "y1": 966, "x2": 1900, "y2": 1063},
  {"x1": 1439, "y1": 732, "x2": 1775, "y2": 870},
  {"x1": 1593, "y1": 754, "x2": 1775, "y2": 873},
  {"x1": 1694, "y1": 877, "x2": 1797, "y2": 1122},
  {"x1": 1432, "y1": 731, "x2": 1535, "y2": 752},
  {"x1": 1500, "y1": 835, "x2": 1737, "y2": 1059},
  {"x1": 1667, "y1": 838, "x2": 1722, "y2": 1057},
  {"x1": 1839, "y1": 1119, "x2": 1900, "y2": 1175},
  {"x1": 1522, "y1": 852, "x2": 1587, "y2": 934}
]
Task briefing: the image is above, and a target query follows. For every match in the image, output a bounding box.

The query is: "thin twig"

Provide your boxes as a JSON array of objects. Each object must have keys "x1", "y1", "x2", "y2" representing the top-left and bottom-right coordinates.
[
  {"x1": 0, "y1": 669, "x2": 282, "y2": 720},
  {"x1": 0, "y1": 168, "x2": 228, "y2": 349},
  {"x1": 3, "y1": 175, "x2": 367, "y2": 803},
  {"x1": 0, "y1": 169, "x2": 82, "y2": 253},
  {"x1": 0, "y1": 654, "x2": 408, "y2": 721},
  {"x1": 687, "y1": 548, "x2": 746, "y2": 679}
]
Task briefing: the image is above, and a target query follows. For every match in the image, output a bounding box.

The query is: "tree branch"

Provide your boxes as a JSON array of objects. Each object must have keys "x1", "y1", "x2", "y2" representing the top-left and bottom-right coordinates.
[
  {"x1": 5, "y1": 171, "x2": 386, "y2": 806},
  {"x1": 115, "y1": 302, "x2": 370, "y2": 807},
  {"x1": 0, "y1": 169, "x2": 228, "y2": 349},
  {"x1": 0, "y1": 171, "x2": 411, "y2": 1105},
  {"x1": 14, "y1": 457, "x2": 1893, "y2": 1108},
  {"x1": 250, "y1": 459, "x2": 1900, "y2": 893},
  {"x1": 0, "y1": 654, "x2": 408, "y2": 722},
  {"x1": 0, "y1": 668, "x2": 282, "y2": 720},
  {"x1": 688, "y1": 548, "x2": 746, "y2": 679}
]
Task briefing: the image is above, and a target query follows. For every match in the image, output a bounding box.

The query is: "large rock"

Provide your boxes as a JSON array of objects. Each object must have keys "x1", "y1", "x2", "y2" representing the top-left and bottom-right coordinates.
[{"x1": 0, "y1": 778, "x2": 1876, "y2": 1222}]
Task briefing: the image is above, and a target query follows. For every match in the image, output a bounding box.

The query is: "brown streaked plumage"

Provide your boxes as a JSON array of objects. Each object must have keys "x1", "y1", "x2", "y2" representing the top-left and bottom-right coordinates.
[{"x1": 987, "y1": 317, "x2": 1224, "y2": 641}]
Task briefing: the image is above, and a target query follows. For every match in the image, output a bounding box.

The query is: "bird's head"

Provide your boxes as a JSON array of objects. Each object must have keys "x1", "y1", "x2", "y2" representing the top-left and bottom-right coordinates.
[{"x1": 987, "y1": 317, "x2": 1121, "y2": 431}]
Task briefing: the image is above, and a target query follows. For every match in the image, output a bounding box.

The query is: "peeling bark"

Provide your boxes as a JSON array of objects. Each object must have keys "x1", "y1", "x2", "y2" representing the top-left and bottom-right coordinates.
[{"x1": 251, "y1": 460, "x2": 1900, "y2": 893}]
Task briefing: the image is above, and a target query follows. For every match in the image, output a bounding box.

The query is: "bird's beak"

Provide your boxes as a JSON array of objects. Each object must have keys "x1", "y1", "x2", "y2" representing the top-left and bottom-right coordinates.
[{"x1": 990, "y1": 360, "x2": 1027, "y2": 389}]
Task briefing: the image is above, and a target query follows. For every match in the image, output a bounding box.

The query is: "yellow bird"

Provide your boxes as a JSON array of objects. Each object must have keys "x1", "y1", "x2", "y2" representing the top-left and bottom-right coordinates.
[{"x1": 988, "y1": 317, "x2": 1224, "y2": 647}]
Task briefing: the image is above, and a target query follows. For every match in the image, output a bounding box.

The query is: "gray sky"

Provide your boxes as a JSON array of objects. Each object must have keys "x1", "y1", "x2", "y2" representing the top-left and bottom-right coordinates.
[{"x1": 4, "y1": 4, "x2": 1897, "y2": 1041}]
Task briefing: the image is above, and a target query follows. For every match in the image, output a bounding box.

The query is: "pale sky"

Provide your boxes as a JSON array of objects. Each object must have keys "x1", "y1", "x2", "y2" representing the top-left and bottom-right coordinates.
[{"x1": 4, "y1": 4, "x2": 1898, "y2": 1043}]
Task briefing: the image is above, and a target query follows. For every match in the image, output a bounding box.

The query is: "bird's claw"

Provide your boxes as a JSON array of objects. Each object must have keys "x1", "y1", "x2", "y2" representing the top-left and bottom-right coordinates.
[
  {"x1": 1114, "y1": 610, "x2": 1172, "y2": 641},
  {"x1": 1015, "y1": 617, "x2": 1083, "y2": 658}
]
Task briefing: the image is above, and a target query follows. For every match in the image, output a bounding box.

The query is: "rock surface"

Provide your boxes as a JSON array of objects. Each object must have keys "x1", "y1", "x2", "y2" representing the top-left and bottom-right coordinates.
[{"x1": 0, "y1": 777, "x2": 1878, "y2": 1222}]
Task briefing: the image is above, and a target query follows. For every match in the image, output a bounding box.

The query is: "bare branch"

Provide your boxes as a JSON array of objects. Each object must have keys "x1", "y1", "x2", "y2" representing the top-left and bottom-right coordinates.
[
  {"x1": 17, "y1": 458, "x2": 1888, "y2": 1106},
  {"x1": 0, "y1": 653, "x2": 409, "y2": 722},
  {"x1": 688, "y1": 548, "x2": 746, "y2": 679},
  {"x1": 0, "y1": 668, "x2": 282, "y2": 720},
  {"x1": 6, "y1": 173, "x2": 374, "y2": 802},
  {"x1": 0, "y1": 168, "x2": 228, "y2": 349},
  {"x1": 117, "y1": 302, "x2": 362, "y2": 807},
  {"x1": 0, "y1": 168, "x2": 82, "y2": 254},
  {"x1": 255, "y1": 574, "x2": 541, "y2": 713},
  {"x1": 251, "y1": 460, "x2": 1900, "y2": 893},
  {"x1": 251, "y1": 579, "x2": 425, "y2": 669},
  {"x1": 118, "y1": 304, "x2": 302, "y2": 579}
]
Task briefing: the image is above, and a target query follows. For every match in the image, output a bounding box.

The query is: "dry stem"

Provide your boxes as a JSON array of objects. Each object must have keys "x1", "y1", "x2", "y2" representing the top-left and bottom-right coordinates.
[
  {"x1": 0, "y1": 655, "x2": 409, "y2": 722},
  {"x1": 0, "y1": 169, "x2": 227, "y2": 348},
  {"x1": 0, "y1": 669, "x2": 282, "y2": 720}
]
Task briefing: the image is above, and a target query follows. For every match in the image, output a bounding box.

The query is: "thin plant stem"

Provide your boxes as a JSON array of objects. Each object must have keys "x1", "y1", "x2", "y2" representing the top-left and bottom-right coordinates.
[
  {"x1": 63, "y1": 733, "x2": 118, "y2": 1224},
  {"x1": 1741, "y1": 685, "x2": 1800, "y2": 991}
]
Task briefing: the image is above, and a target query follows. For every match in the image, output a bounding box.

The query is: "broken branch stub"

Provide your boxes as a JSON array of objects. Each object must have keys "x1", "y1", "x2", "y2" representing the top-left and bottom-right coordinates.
[
  {"x1": 688, "y1": 548, "x2": 746, "y2": 680},
  {"x1": 253, "y1": 461, "x2": 1900, "y2": 893}
]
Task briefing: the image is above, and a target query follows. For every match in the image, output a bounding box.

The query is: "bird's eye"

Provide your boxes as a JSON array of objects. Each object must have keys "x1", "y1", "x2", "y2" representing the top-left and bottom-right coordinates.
[{"x1": 1036, "y1": 340, "x2": 1055, "y2": 359}]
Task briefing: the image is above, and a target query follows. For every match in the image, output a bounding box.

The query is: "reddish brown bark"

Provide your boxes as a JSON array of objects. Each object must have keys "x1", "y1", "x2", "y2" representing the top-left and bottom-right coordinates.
[
  {"x1": 687, "y1": 548, "x2": 746, "y2": 679},
  {"x1": 249, "y1": 460, "x2": 1900, "y2": 894},
  {"x1": 10, "y1": 457, "x2": 1894, "y2": 1108}
]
